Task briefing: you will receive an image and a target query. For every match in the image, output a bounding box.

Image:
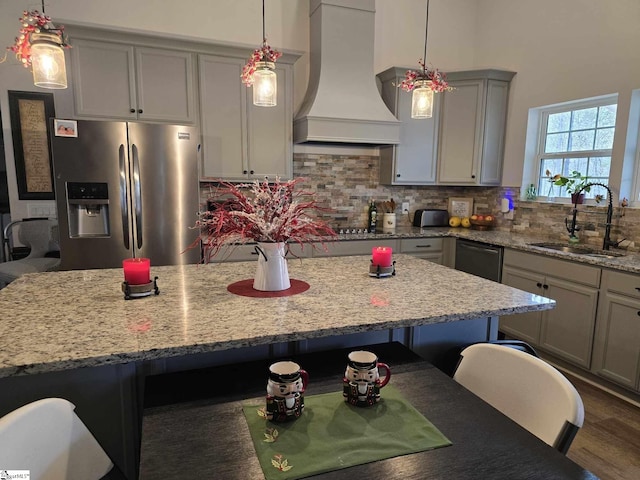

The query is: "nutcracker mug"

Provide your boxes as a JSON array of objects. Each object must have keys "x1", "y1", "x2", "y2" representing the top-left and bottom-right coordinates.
[
  {"x1": 266, "y1": 361, "x2": 309, "y2": 422},
  {"x1": 343, "y1": 350, "x2": 391, "y2": 407}
]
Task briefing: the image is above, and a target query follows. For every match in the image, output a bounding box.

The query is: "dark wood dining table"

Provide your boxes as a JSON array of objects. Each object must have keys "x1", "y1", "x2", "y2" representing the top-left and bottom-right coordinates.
[{"x1": 139, "y1": 342, "x2": 598, "y2": 480}]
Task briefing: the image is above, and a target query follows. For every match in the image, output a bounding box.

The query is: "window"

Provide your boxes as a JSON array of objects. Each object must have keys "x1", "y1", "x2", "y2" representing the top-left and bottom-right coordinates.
[{"x1": 535, "y1": 98, "x2": 617, "y2": 201}]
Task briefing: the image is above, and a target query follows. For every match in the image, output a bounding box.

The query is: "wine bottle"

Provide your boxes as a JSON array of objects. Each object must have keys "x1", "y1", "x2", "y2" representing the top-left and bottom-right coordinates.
[{"x1": 368, "y1": 200, "x2": 377, "y2": 233}]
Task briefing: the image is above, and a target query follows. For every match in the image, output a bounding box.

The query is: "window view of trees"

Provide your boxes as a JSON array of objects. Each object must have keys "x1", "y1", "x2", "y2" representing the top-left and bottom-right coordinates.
[{"x1": 537, "y1": 103, "x2": 616, "y2": 200}]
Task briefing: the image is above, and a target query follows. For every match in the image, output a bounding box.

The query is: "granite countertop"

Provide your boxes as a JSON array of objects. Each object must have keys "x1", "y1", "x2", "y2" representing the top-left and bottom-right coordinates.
[
  {"x1": 333, "y1": 226, "x2": 640, "y2": 273},
  {"x1": 0, "y1": 254, "x2": 553, "y2": 378}
]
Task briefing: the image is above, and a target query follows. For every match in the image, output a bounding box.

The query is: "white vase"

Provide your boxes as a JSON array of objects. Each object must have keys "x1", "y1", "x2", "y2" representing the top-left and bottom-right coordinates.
[{"x1": 253, "y1": 242, "x2": 291, "y2": 291}]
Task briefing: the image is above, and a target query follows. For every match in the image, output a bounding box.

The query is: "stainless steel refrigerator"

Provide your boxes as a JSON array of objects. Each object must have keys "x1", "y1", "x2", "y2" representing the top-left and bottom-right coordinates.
[{"x1": 50, "y1": 120, "x2": 201, "y2": 270}]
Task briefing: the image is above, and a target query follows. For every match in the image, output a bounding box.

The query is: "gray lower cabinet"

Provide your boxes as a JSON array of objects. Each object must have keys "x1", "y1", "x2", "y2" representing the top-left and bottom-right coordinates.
[
  {"x1": 212, "y1": 237, "x2": 453, "y2": 266},
  {"x1": 400, "y1": 237, "x2": 445, "y2": 265},
  {"x1": 313, "y1": 239, "x2": 399, "y2": 257},
  {"x1": 592, "y1": 270, "x2": 640, "y2": 391},
  {"x1": 500, "y1": 249, "x2": 600, "y2": 369},
  {"x1": 208, "y1": 242, "x2": 309, "y2": 263}
]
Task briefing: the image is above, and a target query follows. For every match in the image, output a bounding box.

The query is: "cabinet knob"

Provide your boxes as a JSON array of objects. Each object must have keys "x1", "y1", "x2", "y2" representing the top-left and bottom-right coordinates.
[
  {"x1": 243, "y1": 170, "x2": 248, "y2": 174},
  {"x1": 536, "y1": 282, "x2": 542, "y2": 288},
  {"x1": 130, "y1": 108, "x2": 135, "y2": 113},
  {"x1": 250, "y1": 170, "x2": 254, "y2": 175},
  {"x1": 396, "y1": 174, "x2": 401, "y2": 178},
  {"x1": 471, "y1": 174, "x2": 476, "y2": 179},
  {"x1": 543, "y1": 284, "x2": 549, "y2": 290},
  {"x1": 138, "y1": 109, "x2": 143, "y2": 114}
]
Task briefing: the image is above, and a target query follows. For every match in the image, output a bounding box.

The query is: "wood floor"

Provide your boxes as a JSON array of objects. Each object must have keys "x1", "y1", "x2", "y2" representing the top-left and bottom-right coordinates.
[{"x1": 565, "y1": 374, "x2": 640, "y2": 480}]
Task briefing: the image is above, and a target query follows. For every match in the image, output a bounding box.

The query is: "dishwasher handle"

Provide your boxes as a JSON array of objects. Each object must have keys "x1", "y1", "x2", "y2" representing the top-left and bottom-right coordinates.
[{"x1": 458, "y1": 243, "x2": 501, "y2": 256}]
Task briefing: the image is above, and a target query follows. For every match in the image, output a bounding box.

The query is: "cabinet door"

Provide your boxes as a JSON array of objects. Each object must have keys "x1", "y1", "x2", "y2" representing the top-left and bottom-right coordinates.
[
  {"x1": 479, "y1": 80, "x2": 509, "y2": 185},
  {"x1": 539, "y1": 277, "x2": 599, "y2": 368},
  {"x1": 71, "y1": 39, "x2": 137, "y2": 120},
  {"x1": 135, "y1": 48, "x2": 195, "y2": 124},
  {"x1": 592, "y1": 292, "x2": 640, "y2": 389},
  {"x1": 313, "y1": 239, "x2": 398, "y2": 257},
  {"x1": 198, "y1": 55, "x2": 247, "y2": 179},
  {"x1": 380, "y1": 84, "x2": 439, "y2": 185},
  {"x1": 500, "y1": 266, "x2": 543, "y2": 345},
  {"x1": 437, "y1": 79, "x2": 484, "y2": 184},
  {"x1": 400, "y1": 238, "x2": 443, "y2": 264},
  {"x1": 246, "y1": 64, "x2": 293, "y2": 180}
]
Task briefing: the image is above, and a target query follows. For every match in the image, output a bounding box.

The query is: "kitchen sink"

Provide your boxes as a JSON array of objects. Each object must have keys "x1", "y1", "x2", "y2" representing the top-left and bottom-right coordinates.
[{"x1": 529, "y1": 242, "x2": 626, "y2": 258}]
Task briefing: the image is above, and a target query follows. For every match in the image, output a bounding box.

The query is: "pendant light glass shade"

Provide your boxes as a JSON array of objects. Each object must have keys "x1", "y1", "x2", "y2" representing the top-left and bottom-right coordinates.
[
  {"x1": 30, "y1": 32, "x2": 67, "y2": 89},
  {"x1": 253, "y1": 61, "x2": 277, "y2": 107},
  {"x1": 411, "y1": 80, "x2": 434, "y2": 119}
]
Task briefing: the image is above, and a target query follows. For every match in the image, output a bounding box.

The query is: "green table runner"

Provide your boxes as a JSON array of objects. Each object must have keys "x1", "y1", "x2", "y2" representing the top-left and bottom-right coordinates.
[{"x1": 242, "y1": 385, "x2": 452, "y2": 480}]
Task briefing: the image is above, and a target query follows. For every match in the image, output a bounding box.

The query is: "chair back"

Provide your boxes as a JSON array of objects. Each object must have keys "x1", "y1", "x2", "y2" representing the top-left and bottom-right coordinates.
[
  {"x1": 0, "y1": 398, "x2": 113, "y2": 479},
  {"x1": 453, "y1": 343, "x2": 584, "y2": 453},
  {"x1": 16, "y1": 219, "x2": 59, "y2": 259}
]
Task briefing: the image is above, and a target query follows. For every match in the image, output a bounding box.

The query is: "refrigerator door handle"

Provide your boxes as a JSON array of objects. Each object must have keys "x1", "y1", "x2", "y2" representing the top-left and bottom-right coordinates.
[
  {"x1": 119, "y1": 144, "x2": 130, "y2": 250},
  {"x1": 132, "y1": 143, "x2": 143, "y2": 249}
]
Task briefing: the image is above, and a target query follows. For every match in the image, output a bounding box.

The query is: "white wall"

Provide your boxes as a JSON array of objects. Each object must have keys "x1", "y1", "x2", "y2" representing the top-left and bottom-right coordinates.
[
  {"x1": 374, "y1": 0, "x2": 478, "y2": 73},
  {"x1": 474, "y1": 0, "x2": 640, "y2": 187}
]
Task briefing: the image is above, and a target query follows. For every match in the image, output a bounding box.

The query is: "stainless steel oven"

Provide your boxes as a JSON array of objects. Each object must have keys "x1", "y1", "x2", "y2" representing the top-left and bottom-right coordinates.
[{"x1": 455, "y1": 239, "x2": 503, "y2": 282}]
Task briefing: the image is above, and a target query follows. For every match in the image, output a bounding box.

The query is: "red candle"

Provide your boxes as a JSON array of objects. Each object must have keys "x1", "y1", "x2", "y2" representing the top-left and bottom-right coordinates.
[
  {"x1": 372, "y1": 246, "x2": 392, "y2": 267},
  {"x1": 123, "y1": 258, "x2": 150, "y2": 285}
]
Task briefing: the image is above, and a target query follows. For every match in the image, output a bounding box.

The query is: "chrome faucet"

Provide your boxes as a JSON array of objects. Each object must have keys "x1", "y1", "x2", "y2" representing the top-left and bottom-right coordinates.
[{"x1": 566, "y1": 182, "x2": 619, "y2": 250}]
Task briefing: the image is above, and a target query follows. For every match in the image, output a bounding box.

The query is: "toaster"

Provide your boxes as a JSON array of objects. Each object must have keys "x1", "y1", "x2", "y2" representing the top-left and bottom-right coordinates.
[{"x1": 413, "y1": 209, "x2": 449, "y2": 227}]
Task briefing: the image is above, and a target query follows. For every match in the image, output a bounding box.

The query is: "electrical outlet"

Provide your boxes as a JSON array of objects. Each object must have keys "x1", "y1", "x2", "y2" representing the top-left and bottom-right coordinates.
[{"x1": 402, "y1": 202, "x2": 410, "y2": 213}]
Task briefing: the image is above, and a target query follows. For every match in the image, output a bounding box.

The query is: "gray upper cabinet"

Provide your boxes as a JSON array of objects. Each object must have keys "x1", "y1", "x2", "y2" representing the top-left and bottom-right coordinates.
[
  {"x1": 198, "y1": 56, "x2": 246, "y2": 179},
  {"x1": 134, "y1": 47, "x2": 195, "y2": 123},
  {"x1": 437, "y1": 69, "x2": 514, "y2": 186},
  {"x1": 199, "y1": 54, "x2": 293, "y2": 181},
  {"x1": 377, "y1": 67, "x2": 440, "y2": 185},
  {"x1": 70, "y1": 39, "x2": 196, "y2": 124}
]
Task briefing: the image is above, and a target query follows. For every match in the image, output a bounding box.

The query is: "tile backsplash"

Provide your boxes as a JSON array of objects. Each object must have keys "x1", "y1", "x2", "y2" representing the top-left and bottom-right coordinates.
[{"x1": 200, "y1": 151, "x2": 639, "y2": 251}]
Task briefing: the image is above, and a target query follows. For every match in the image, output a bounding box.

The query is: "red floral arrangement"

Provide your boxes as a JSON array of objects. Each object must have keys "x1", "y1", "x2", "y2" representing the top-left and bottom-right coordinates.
[
  {"x1": 7, "y1": 10, "x2": 69, "y2": 68},
  {"x1": 398, "y1": 60, "x2": 452, "y2": 93},
  {"x1": 241, "y1": 41, "x2": 282, "y2": 86},
  {"x1": 192, "y1": 177, "x2": 336, "y2": 262}
]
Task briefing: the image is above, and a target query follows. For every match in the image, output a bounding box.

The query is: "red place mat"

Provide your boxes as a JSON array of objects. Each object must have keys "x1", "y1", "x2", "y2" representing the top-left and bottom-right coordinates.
[{"x1": 227, "y1": 279, "x2": 310, "y2": 298}]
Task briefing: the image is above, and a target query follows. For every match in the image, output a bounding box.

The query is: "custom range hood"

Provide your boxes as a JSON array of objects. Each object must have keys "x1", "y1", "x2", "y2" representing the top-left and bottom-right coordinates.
[{"x1": 294, "y1": 0, "x2": 400, "y2": 145}]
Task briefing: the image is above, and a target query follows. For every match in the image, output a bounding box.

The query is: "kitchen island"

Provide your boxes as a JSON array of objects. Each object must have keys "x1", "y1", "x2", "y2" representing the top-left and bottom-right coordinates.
[{"x1": 0, "y1": 255, "x2": 554, "y2": 478}]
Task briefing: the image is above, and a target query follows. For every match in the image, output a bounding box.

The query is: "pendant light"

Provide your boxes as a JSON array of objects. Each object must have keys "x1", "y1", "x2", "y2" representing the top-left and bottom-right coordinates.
[
  {"x1": 413, "y1": 0, "x2": 434, "y2": 118},
  {"x1": 398, "y1": 0, "x2": 452, "y2": 119},
  {"x1": 412, "y1": 80, "x2": 434, "y2": 119},
  {"x1": 242, "y1": 0, "x2": 282, "y2": 107},
  {"x1": 31, "y1": 30, "x2": 67, "y2": 89},
  {"x1": 7, "y1": 1, "x2": 69, "y2": 89}
]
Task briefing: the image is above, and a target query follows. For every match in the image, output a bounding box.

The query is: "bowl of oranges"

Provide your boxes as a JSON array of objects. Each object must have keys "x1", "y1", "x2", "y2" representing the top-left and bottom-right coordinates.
[{"x1": 469, "y1": 214, "x2": 495, "y2": 230}]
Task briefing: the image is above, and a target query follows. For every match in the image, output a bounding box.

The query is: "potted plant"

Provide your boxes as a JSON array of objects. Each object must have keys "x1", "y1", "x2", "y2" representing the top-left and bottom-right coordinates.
[
  {"x1": 551, "y1": 171, "x2": 591, "y2": 203},
  {"x1": 190, "y1": 177, "x2": 336, "y2": 291}
]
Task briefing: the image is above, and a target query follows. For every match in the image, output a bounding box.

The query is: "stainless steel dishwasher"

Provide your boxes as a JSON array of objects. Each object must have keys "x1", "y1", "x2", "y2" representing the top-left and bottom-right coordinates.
[{"x1": 455, "y1": 239, "x2": 503, "y2": 282}]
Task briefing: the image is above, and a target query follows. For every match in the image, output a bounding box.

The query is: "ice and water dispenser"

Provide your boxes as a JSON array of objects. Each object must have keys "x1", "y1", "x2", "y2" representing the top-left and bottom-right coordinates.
[{"x1": 66, "y1": 182, "x2": 110, "y2": 237}]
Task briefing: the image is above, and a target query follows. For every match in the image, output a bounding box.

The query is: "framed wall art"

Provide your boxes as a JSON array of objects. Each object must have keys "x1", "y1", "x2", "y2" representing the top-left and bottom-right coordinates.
[
  {"x1": 448, "y1": 197, "x2": 474, "y2": 218},
  {"x1": 8, "y1": 90, "x2": 56, "y2": 200}
]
